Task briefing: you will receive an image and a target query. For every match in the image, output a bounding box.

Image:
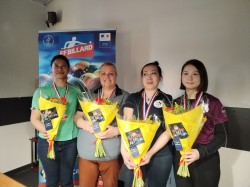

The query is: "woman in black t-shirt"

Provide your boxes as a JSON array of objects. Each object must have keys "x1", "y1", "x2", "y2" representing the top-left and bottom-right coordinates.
[{"x1": 121, "y1": 61, "x2": 173, "y2": 187}]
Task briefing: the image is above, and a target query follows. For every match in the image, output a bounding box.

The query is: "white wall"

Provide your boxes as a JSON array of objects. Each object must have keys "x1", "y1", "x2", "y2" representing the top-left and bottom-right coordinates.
[
  {"x1": 0, "y1": 0, "x2": 46, "y2": 98},
  {"x1": 46, "y1": 0, "x2": 250, "y2": 186},
  {"x1": 220, "y1": 148, "x2": 250, "y2": 187},
  {"x1": 0, "y1": 122, "x2": 35, "y2": 172},
  {"x1": 46, "y1": 0, "x2": 250, "y2": 108},
  {"x1": 0, "y1": 0, "x2": 45, "y2": 172}
]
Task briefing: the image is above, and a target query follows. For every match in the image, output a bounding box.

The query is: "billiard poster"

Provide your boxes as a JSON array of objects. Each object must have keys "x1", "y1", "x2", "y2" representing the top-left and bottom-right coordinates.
[{"x1": 38, "y1": 29, "x2": 116, "y2": 91}]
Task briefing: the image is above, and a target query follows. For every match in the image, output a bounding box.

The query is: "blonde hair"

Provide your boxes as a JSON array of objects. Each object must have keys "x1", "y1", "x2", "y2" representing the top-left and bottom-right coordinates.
[{"x1": 100, "y1": 62, "x2": 117, "y2": 73}]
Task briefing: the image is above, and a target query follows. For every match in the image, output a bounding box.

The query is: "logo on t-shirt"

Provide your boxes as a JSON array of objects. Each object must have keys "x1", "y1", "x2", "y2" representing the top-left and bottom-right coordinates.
[{"x1": 154, "y1": 100, "x2": 163, "y2": 108}]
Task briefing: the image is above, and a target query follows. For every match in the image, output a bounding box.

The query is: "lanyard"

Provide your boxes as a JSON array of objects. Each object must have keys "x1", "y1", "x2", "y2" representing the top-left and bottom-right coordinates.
[
  {"x1": 183, "y1": 91, "x2": 203, "y2": 110},
  {"x1": 52, "y1": 82, "x2": 69, "y2": 99},
  {"x1": 142, "y1": 91, "x2": 158, "y2": 120}
]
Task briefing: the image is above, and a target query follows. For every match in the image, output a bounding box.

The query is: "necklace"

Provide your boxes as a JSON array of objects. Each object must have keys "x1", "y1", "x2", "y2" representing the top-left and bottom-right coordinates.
[
  {"x1": 145, "y1": 91, "x2": 158, "y2": 104},
  {"x1": 146, "y1": 96, "x2": 153, "y2": 102},
  {"x1": 101, "y1": 88, "x2": 116, "y2": 99}
]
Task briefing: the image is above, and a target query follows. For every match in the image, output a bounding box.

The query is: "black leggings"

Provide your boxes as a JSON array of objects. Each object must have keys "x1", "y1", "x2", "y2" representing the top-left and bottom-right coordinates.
[{"x1": 173, "y1": 151, "x2": 220, "y2": 187}]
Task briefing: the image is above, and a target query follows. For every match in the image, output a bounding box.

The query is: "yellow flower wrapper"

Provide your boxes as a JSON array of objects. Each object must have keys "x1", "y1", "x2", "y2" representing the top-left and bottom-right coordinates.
[
  {"x1": 39, "y1": 96, "x2": 66, "y2": 159},
  {"x1": 78, "y1": 99, "x2": 118, "y2": 157},
  {"x1": 163, "y1": 104, "x2": 206, "y2": 177},
  {"x1": 116, "y1": 115, "x2": 160, "y2": 187}
]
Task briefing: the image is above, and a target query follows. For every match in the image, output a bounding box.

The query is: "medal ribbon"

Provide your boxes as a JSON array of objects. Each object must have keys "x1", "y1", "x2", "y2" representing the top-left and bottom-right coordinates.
[
  {"x1": 183, "y1": 91, "x2": 203, "y2": 110},
  {"x1": 52, "y1": 82, "x2": 69, "y2": 99},
  {"x1": 142, "y1": 91, "x2": 158, "y2": 120}
]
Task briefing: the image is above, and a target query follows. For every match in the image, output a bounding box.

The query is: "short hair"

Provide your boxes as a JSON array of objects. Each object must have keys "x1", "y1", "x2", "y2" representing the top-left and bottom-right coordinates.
[
  {"x1": 141, "y1": 61, "x2": 162, "y2": 77},
  {"x1": 100, "y1": 62, "x2": 117, "y2": 73},
  {"x1": 180, "y1": 59, "x2": 208, "y2": 91},
  {"x1": 50, "y1": 55, "x2": 70, "y2": 67}
]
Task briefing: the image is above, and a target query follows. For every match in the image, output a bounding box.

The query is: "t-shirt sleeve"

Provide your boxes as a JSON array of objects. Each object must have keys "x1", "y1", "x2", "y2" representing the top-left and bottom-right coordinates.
[
  {"x1": 119, "y1": 91, "x2": 129, "y2": 108},
  {"x1": 212, "y1": 99, "x2": 228, "y2": 125},
  {"x1": 31, "y1": 88, "x2": 41, "y2": 110},
  {"x1": 117, "y1": 91, "x2": 130, "y2": 116},
  {"x1": 123, "y1": 94, "x2": 135, "y2": 109}
]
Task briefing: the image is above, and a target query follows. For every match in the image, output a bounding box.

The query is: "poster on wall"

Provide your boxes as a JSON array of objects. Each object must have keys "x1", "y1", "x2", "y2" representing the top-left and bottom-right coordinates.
[
  {"x1": 38, "y1": 29, "x2": 116, "y2": 91},
  {"x1": 37, "y1": 29, "x2": 115, "y2": 187}
]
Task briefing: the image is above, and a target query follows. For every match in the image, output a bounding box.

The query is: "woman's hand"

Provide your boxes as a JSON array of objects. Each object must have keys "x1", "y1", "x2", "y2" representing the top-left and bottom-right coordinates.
[
  {"x1": 74, "y1": 111, "x2": 94, "y2": 134},
  {"x1": 183, "y1": 149, "x2": 200, "y2": 165},
  {"x1": 121, "y1": 142, "x2": 136, "y2": 169},
  {"x1": 139, "y1": 151, "x2": 153, "y2": 166},
  {"x1": 42, "y1": 131, "x2": 50, "y2": 140},
  {"x1": 81, "y1": 120, "x2": 94, "y2": 134},
  {"x1": 98, "y1": 125, "x2": 119, "y2": 139},
  {"x1": 122, "y1": 150, "x2": 136, "y2": 169}
]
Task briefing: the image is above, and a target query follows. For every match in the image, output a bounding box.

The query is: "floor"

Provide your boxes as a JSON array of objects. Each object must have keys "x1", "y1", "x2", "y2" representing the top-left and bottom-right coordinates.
[
  {"x1": 5, "y1": 164, "x2": 38, "y2": 187},
  {"x1": 5, "y1": 163, "x2": 124, "y2": 187}
]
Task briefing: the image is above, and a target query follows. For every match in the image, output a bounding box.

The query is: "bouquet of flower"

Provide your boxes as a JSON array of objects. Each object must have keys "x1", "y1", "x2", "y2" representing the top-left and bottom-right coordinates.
[
  {"x1": 116, "y1": 115, "x2": 160, "y2": 187},
  {"x1": 78, "y1": 95, "x2": 118, "y2": 158},
  {"x1": 163, "y1": 102, "x2": 206, "y2": 177},
  {"x1": 39, "y1": 96, "x2": 67, "y2": 159}
]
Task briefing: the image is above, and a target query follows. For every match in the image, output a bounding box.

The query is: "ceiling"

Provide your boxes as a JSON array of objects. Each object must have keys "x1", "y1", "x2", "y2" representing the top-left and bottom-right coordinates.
[{"x1": 30, "y1": 0, "x2": 53, "y2": 6}]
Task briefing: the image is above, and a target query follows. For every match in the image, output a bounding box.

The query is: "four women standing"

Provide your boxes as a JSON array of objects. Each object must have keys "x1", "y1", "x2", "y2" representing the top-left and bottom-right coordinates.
[{"x1": 31, "y1": 55, "x2": 227, "y2": 187}]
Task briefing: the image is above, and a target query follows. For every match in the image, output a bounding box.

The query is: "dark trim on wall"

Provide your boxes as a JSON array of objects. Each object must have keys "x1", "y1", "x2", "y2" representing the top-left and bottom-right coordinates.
[
  {"x1": 0, "y1": 98, "x2": 249, "y2": 152},
  {"x1": 225, "y1": 107, "x2": 250, "y2": 152},
  {"x1": 0, "y1": 97, "x2": 32, "y2": 126}
]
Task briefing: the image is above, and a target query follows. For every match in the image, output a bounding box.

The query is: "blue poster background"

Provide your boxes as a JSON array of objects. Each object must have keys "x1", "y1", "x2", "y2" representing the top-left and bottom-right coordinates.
[{"x1": 38, "y1": 29, "x2": 116, "y2": 91}]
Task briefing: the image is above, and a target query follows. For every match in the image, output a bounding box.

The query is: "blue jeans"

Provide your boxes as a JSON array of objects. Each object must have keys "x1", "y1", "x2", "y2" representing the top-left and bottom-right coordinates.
[
  {"x1": 123, "y1": 147, "x2": 173, "y2": 187},
  {"x1": 38, "y1": 137, "x2": 77, "y2": 187}
]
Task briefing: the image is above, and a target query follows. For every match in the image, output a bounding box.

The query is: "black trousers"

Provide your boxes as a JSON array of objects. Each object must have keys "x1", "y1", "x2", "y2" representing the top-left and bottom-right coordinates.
[{"x1": 173, "y1": 151, "x2": 220, "y2": 187}]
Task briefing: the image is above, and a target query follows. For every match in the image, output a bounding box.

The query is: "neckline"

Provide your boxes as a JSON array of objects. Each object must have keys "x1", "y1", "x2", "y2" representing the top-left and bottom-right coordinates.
[{"x1": 101, "y1": 88, "x2": 116, "y2": 99}]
